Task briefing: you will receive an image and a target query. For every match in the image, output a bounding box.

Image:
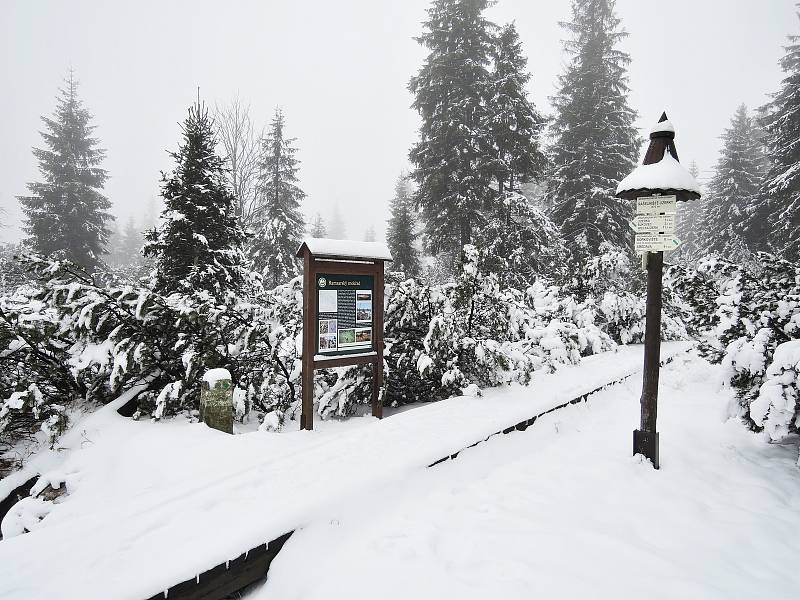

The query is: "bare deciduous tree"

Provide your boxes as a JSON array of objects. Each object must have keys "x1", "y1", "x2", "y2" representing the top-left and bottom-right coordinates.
[{"x1": 214, "y1": 96, "x2": 262, "y2": 230}]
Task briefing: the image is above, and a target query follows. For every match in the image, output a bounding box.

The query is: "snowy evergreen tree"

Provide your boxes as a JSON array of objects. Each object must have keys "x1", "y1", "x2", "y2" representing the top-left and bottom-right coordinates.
[
  {"x1": 409, "y1": 0, "x2": 495, "y2": 255},
  {"x1": 476, "y1": 192, "x2": 566, "y2": 288},
  {"x1": 386, "y1": 175, "x2": 421, "y2": 277},
  {"x1": 144, "y1": 102, "x2": 246, "y2": 299},
  {"x1": 674, "y1": 160, "x2": 704, "y2": 262},
  {"x1": 755, "y1": 13, "x2": 800, "y2": 260},
  {"x1": 700, "y1": 104, "x2": 766, "y2": 259},
  {"x1": 547, "y1": 0, "x2": 639, "y2": 256},
  {"x1": 17, "y1": 72, "x2": 113, "y2": 271},
  {"x1": 487, "y1": 22, "x2": 547, "y2": 195},
  {"x1": 119, "y1": 216, "x2": 144, "y2": 264},
  {"x1": 250, "y1": 108, "x2": 306, "y2": 287},
  {"x1": 363, "y1": 225, "x2": 376, "y2": 242},
  {"x1": 328, "y1": 204, "x2": 346, "y2": 239},
  {"x1": 309, "y1": 212, "x2": 327, "y2": 237}
]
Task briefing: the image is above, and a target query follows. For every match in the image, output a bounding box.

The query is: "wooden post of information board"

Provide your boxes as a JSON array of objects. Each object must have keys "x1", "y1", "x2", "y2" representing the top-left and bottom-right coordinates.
[
  {"x1": 301, "y1": 246, "x2": 316, "y2": 431},
  {"x1": 297, "y1": 239, "x2": 392, "y2": 431},
  {"x1": 372, "y1": 260, "x2": 385, "y2": 419}
]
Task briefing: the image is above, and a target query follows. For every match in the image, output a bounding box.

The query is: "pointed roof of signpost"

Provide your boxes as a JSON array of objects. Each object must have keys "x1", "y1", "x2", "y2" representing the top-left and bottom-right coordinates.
[{"x1": 616, "y1": 112, "x2": 702, "y2": 203}]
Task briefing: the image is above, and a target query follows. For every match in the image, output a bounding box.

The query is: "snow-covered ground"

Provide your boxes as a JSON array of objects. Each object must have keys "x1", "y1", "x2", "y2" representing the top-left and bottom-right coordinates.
[
  {"x1": 251, "y1": 352, "x2": 800, "y2": 600},
  {"x1": 0, "y1": 343, "x2": 689, "y2": 599}
]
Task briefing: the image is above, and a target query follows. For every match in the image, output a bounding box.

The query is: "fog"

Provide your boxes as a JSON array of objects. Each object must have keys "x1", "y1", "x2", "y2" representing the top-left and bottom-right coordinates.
[{"x1": 0, "y1": 0, "x2": 795, "y2": 243}]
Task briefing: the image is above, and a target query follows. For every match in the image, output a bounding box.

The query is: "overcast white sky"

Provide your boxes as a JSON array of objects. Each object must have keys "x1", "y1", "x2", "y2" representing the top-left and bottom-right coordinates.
[{"x1": 1, "y1": 0, "x2": 796, "y2": 244}]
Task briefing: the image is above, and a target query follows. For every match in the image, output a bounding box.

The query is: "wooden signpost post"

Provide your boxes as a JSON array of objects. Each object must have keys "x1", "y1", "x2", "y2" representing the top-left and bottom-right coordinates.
[
  {"x1": 296, "y1": 238, "x2": 393, "y2": 430},
  {"x1": 616, "y1": 113, "x2": 701, "y2": 469}
]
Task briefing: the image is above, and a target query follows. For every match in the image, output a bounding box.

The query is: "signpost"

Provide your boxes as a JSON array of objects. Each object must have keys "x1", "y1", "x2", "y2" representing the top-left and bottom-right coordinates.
[
  {"x1": 296, "y1": 239, "x2": 392, "y2": 430},
  {"x1": 616, "y1": 113, "x2": 702, "y2": 469}
]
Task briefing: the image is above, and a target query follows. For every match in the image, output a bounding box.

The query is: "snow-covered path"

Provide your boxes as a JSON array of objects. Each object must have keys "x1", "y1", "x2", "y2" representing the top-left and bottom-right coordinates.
[
  {"x1": 252, "y1": 353, "x2": 800, "y2": 600},
  {"x1": 1, "y1": 342, "x2": 689, "y2": 599}
]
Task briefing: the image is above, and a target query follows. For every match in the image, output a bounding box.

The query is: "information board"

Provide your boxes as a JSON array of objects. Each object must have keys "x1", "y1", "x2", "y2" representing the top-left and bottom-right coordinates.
[{"x1": 315, "y1": 273, "x2": 374, "y2": 356}]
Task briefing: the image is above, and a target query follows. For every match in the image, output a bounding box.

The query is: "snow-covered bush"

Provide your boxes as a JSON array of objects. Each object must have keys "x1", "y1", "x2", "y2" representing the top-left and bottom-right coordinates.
[
  {"x1": 321, "y1": 246, "x2": 619, "y2": 417},
  {"x1": 671, "y1": 252, "x2": 800, "y2": 439},
  {"x1": 0, "y1": 254, "x2": 300, "y2": 445},
  {"x1": 749, "y1": 339, "x2": 800, "y2": 442}
]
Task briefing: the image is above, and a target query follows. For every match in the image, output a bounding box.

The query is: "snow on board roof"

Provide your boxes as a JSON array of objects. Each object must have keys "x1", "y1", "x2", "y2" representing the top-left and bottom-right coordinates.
[
  {"x1": 616, "y1": 151, "x2": 701, "y2": 196},
  {"x1": 297, "y1": 237, "x2": 393, "y2": 261}
]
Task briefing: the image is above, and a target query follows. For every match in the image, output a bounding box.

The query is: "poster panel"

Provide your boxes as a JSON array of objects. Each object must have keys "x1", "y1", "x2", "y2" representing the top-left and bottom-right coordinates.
[{"x1": 316, "y1": 273, "x2": 374, "y2": 356}]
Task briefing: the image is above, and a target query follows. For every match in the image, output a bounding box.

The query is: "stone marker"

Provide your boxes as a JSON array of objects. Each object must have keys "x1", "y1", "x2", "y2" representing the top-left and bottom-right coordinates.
[{"x1": 200, "y1": 368, "x2": 233, "y2": 434}]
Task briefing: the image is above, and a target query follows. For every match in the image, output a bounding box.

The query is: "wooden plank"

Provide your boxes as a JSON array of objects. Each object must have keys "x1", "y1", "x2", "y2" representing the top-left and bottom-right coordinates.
[
  {"x1": 314, "y1": 353, "x2": 378, "y2": 369},
  {"x1": 145, "y1": 533, "x2": 293, "y2": 600},
  {"x1": 313, "y1": 260, "x2": 381, "y2": 275}
]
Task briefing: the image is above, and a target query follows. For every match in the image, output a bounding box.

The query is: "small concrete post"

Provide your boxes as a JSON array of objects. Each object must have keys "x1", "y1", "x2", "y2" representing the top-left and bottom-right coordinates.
[{"x1": 200, "y1": 368, "x2": 233, "y2": 434}]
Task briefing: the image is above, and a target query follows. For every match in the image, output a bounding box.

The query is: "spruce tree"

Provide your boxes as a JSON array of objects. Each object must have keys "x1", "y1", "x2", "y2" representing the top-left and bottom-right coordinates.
[
  {"x1": 674, "y1": 160, "x2": 705, "y2": 262},
  {"x1": 120, "y1": 216, "x2": 144, "y2": 263},
  {"x1": 18, "y1": 72, "x2": 112, "y2": 271},
  {"x1": 249, "y1": 108, "x2": 306, "y2": 286},
  {"x1": 144, "y1": 102, "x2": 246, "y2": 299},
  {"x1": 701, "y1": 104, "x2": 766, "y2": 258},
  {"x1": 409, "y1": 0, "x2": 495, "y2": 255},
  {"x1": 547, "y1": 0, "x2": 639, "y2": 256},
  {"x1": 309, "y1": 212, "x2": 327, "y2": 237},
  {"x1": 476, "y1": 192, "x2": 566, "y2": 288},
  {"x1": 488, "y1": 22, "x2": 547, "y2": 195},
  {"x1": 363, "y1": 225, "x2": 376, "y2": 242},
  {"x1": 386, "y1": 176, "x2": 421, "y2": 277},
  {"x1": 329, "y1": 204, "x2": 346, "y2": 239},
  {"x1": 755, "y1": 12, "x2": 800, "y2": 260}
]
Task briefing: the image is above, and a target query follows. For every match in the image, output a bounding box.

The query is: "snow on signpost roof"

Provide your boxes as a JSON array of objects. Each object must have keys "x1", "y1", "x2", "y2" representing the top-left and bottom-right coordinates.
[
  {"x1": 649, "y1": 118, "x2": 675, "y2": 135},
  {"x1": 616, "y1": 150, "x2": 701, "y2": 197},
  {"x1": 297, "y1": 237, "x2": 393, "y2": 261}
]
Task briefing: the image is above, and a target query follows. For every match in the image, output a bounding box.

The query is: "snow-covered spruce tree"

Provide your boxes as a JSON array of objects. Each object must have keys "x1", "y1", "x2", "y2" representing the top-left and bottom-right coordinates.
[
  {"x1": 363, "y1": 226, "x2": 376, "y2": 242},
  {"x1": 547, "y1": 0, "x2": 639, "y2": 257},
  {"x1": 250, "y1": 108, "x2": 306, "y2": 286},
  {"x1": 754, "y1": 13, "x2": 800, "y2": 260},
  {"x1": 17, "y1": 71, "x2": 113, "y2": 272},
  {"x1": 328, "y1": 204, "x2": 346, "y2": 239},
  {"x1": 475, "y1": 191, "x2": 566, "y2": 288},
  {"x1": 119, "y1": 217, "x2": 144, "y2": 265},
  {"x1": 309, "y1": 213, "x2": 327, "y2": 238},
  {"x1": 144, "y1": 102, "x2": 246, "y2": 300},
  {"x1": 409, "y1": 0, "x2": 495, "y2": 256},
  {"x1": 386, "y1": 175, "x2": 421, "y2": 277},
  {"x1": 487, "y1": 22, "x2": 547, "y2": 196},
  {"x1": 673, "y1": 160, "x2": 705, "y2": 263},
  {"x1": 699, "y1": 104, "x2": 766, "y2": 259}
]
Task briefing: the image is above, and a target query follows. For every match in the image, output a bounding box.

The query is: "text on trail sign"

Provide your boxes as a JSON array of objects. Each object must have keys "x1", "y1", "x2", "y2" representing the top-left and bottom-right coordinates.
[
  {"x1": 636, "y1": 195, "x2": 677, "y2": 215},
  {"x1": 634, "y1": 234, "x2": 681, "y2": 254},
  {"x1": 316, "y1": 273, "x2": 374, "y2": 357},
  {"x1": 631, "y1": 213, "x2": 676, "y2": 234}
]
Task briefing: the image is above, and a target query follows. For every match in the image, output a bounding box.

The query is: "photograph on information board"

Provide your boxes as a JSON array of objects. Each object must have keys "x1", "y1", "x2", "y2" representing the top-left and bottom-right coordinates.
[{"x1": 356, "y1": 290, "x2": 372, "y2": 323}]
